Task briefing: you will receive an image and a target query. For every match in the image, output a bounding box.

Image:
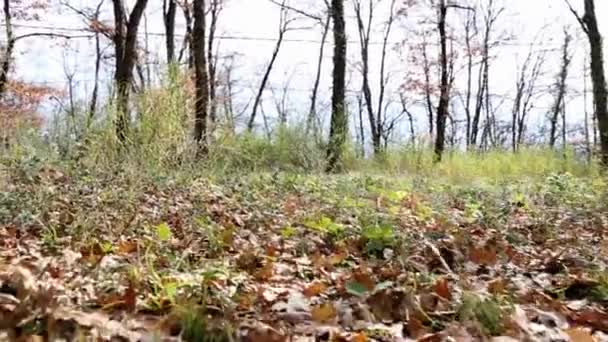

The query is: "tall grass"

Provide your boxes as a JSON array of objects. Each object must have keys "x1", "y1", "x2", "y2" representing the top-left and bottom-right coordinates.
[{"x1": 2, "y1": 76, "x2": 600, "y2": 185}]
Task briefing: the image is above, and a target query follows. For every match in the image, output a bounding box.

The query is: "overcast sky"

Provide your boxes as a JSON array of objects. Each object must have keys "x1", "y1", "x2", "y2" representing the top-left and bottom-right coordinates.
[{"x1": 8, "y1": 0, "x2": 608, "y2": 140}]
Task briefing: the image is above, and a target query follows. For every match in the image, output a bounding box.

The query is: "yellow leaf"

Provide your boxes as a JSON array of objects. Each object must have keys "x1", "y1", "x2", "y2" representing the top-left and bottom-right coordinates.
[{"x1": 311, "y1": 303, "x2": 337, "y2": 323}]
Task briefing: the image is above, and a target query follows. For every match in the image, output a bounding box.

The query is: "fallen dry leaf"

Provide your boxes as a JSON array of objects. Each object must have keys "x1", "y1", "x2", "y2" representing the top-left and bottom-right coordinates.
[
  {"x1": 434, "y1": 277, "x2": 451, "y2": 300},
  {"x1": 311, "y1": 303, "x2": 337, "y2": 323},
  {"x1": 303, "y1": 281, "x2": 327, "y2": 298},
  {"x1": 564, "y1": 328, "x2": 596, "y2": 342}
]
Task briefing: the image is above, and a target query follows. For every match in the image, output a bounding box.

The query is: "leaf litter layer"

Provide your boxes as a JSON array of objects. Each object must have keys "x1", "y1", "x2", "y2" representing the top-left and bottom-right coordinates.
[{"x1": 1, "y1": 164, "x2": 608, "y2": 341}]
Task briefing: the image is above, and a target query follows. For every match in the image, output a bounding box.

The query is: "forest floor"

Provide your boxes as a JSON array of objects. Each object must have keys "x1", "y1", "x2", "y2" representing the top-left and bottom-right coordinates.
[{"x1": 1, "y1": 161, "x2": 608, "y2": 341}]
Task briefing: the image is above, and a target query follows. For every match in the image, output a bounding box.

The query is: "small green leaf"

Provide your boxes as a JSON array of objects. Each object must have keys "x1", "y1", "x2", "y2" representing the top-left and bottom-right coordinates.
[
  {"x1": 164, "y1": 282, "x2": 178, "y2": 301},
  {"x1": 156, "y1": 223, "x2": 172, "y2": 242},
  {"x1": 345, "y1": 281, "x2": 369, "y2": 297},
  {"x1": 281, "y1": 226, "x2": 296, "y2": 238}
]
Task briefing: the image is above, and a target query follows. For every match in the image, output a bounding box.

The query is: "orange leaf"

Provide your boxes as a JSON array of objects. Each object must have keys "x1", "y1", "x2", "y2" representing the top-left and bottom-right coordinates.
[
  {"x1": 564, "y1": 328, "x2": 596, "y2": 342},
  {"x1": 350, "y1": 332, "x2": 368, "y2": 342},
  {"x1": 434, "y1": 277, "x2": 451, "y2": 300},
  {"x1": 117, "y1": 240, "x2": 138, "y2": 255},
  {"x1": 303, "y1": 281, "x2": 327, "y2": 298},
  {"x1": 311, "y1": 303, "x2": 337, "y2": 323},
  {"x1": 352, "y1": 269, "x2": 376, "y2": 291}
]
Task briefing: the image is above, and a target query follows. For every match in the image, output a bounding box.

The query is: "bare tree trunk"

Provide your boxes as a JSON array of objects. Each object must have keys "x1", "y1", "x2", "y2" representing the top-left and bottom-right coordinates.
[
  {"x1": 208, "y1": 0, "x2": 222, "y2": 126},
  {"x1": 567, "y1": 0, "x2": 608, "y2": 166},
  {"x1": 0, "y1": 0, "x2": 14, "y2": 97},
  {"x1": 421, "y1": 38, "x2": 434, "y2": 138},
  {"x1": 112, "y1": 0, "x2": 149, "y2": 144},
  {"x1": 561, "y1": 98, "x2": 567, "y2": 153},
  {"x1": 307, "y1": 12, "x2": 331, "y2": 136},
  {"x1": 247, "y1": 3, "x2": 291, "y2": 131},
  {"x1": 353, "y1": 0, "x2": 380, "y2": 154},
  {"x1": 583, "y1": 54, "x2": 592, "y2": 162},
  {"x1": 178, "y1": 1, "x2": 194, "y2": 69},
  {"x1": 463, "y1": 10, "x2": 476, "y2": 148},
  {"x1": 376, "y1": 0, "x2": 397, "y2": 151},
  {"x1": 549, "y1": 30, "x2": 572, "y2": 148},
  {"x1": 434, "y1": 0, "x2": 449, "y2": 162},
  {"x1": 326, "y1": 0, "x2": 347, "y2": 172},
  {"x1": 193, "y1": 0, "x2": 209, "y2": 154},
  {"x1": 357, "y1": 91, "x2": 365, "y2": 157},
  {"x1": 163, "y1": 0, "x2": 177, "y2": 63}
]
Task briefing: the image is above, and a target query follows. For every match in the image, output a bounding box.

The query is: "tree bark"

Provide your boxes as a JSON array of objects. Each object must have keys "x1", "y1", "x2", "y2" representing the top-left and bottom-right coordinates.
[
  {"x1": 193, "y1": 0, "x2": 210, "y2": 154},
  {"x1": 326, "y1": 0, "x2": 347, "y2": 172},
  {"x1": 163, "y1": 0, "x2": 177, "y2": 63},
  {"x1": 434, "y1": 0, "x2": 449, "y2": 162},
  {"x1": 353, "y1": 0, "x2": 380, "y2": 154},
  {"x1": 463, "y1": 10, "x2": 475, "y2": 148},
  {"x1": 584, "y1": 0, "x2": 608, "y2": 165},
  {"x1": 549, "y1": 30, "x2": 571, "y2": 148},
  {"x1": 0, "y1": 0, "x2": 14, "y2": 97},
  {"x1": 112, "y1": 0, "x2": 149, "y2": 144},
  {"x1": 307, "y1": 12, "x2": 331, "y2": 136},
  {"x1": 247, "y1": 6, "x2": 289, "y2": 131},
  {"x1": 208, "y1": 0, "x2": 222, "y2": 126}
]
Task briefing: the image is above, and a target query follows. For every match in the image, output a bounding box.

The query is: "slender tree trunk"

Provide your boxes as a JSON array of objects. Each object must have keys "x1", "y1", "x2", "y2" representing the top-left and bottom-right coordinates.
[
  {"x1": 463, "y1": 11, "x2": 475, "y2": 148},
  {"x1": 434, "y1": 0, "x2": 449, "y2": 162},
  {"x1": 163, "y1": 0, "x2": 177, "y2": 63},
  {"x1": 549, "y1": 30, "x2": 572, "y2": 148},
  {"x1": 247, "y1": 11, "x2": 288, "y2": 131},
  {"x1": 561, "y1": 100, "x2": 567, "y2": 153},
  {"x1": 112, "y1": 0, "x2": 149, "y2": 144},
  {"x1": 375, "y1": 0, "x2": 396, "y2": 154},
  {"x1": 583, "y1": 55, "x2": 592, "y2": 162},
  {"x1": 353, "y1": 0, "x2": 380, "y2": 154},
  {"x1": 421, "y1": 39, "x2": 434, "y2": 138},
  {"x1": 193, "y1": 0, "x2": 210, "y2": 154},
  {"x1": 87, "y1": 20, "x2": 102, "y2": 126},
  {"x1": 178, "y1": 2, "x2": 194, "y2": 69},
  {"x1": 307, "y1": 13, "x2": 331, "y2": 136},
  {"x1": 357, "y1": 91, "x2": 365, "y2": 157},
  {"x1": 326, "y1": 0, "x2": 347, "y2": 172},
  {"x1": 584, "y1": 0, "x2": 608, "y2": 166},
  {"x1": 208, "y1": 0, "x2": 221, "y2": 125},
  {"x1": 0, "y1": 0, "x2": 14, "y2": 97}
]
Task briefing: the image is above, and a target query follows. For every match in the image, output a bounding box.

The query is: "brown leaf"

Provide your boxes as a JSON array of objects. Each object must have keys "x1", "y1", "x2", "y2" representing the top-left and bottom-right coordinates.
[
  {"x1": 242, "y1": 323, "x2": 287, "y2": 342},
  {"x1": 311, "y1": 303, "x2": 337, "y2": 323},
  {"x1": 406, "y1": 317, "x2": 430, "y2": 338},
  {"x1": 564, "y1": 328, "x2": 596, "y2": 342},
  {"x1": 352, "y1": 268, "x2": 376, "y2": 292},
  {"x1": 469, "y1": 244, "x2": 498, "y2": 266},
  {"x1": 488, "y1": 277, "x2": 506, "y2": 295},
  {"x1": 265, "y1": 244, "x2": 279, "y2": 257},
  {"x1": 124, "y1": 282, "x2": 137, "y2": 313},
  {"x1": 303, "y1": 281, "x2": 327, "y2": 298},
  {"x1": 80, "y1": 242, "x2": 105, "y2": 264},
  {"x1": 254, "y1": 262, "x2": 274, "y2": 281},
  {"x1": 435, "y1": 277, "x2": 451, "y2": 300},
  {"x1": 117, "y1": 240, "x2": 138, "y2": 255},
  {"x1": 572, "y1": 309, "x2": 608, "y2": 332}
]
